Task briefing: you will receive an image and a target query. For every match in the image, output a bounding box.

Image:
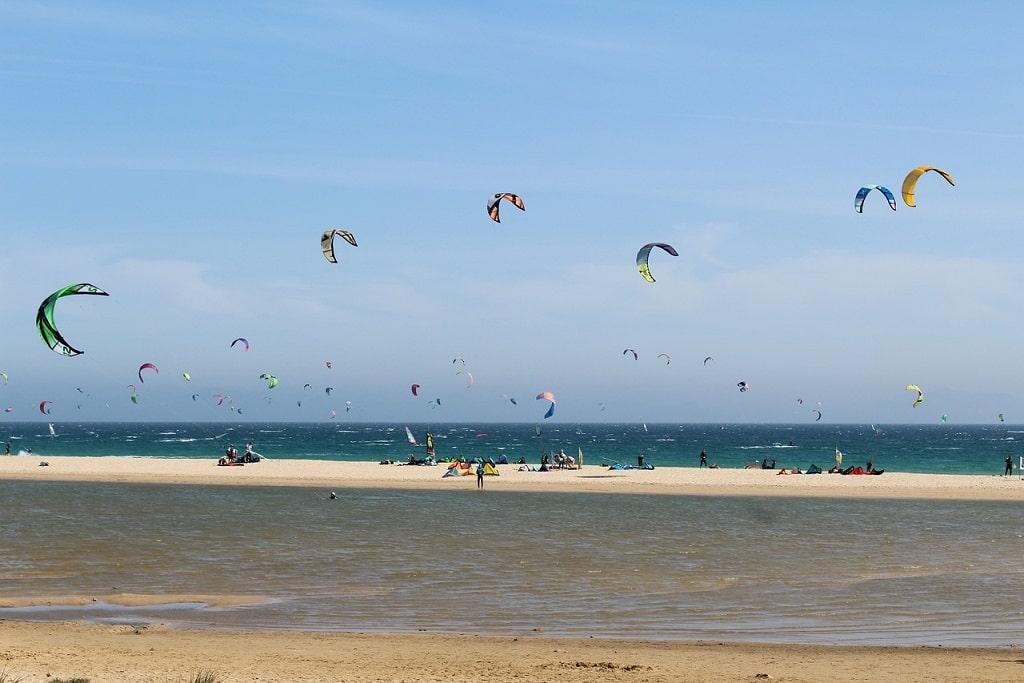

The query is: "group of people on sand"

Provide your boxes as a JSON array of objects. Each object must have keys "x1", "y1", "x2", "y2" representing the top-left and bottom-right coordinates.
[{"x1": 218, "y1": 442, "x2": 260, "y2": 466}]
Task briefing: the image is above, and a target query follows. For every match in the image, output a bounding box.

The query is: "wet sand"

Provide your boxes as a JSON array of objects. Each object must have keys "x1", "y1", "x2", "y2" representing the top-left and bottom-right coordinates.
[
  {"x1": 0, "y1": 621, "x2": 1019, "y2": 682},
  {"x1": 1, "y1": 454, "x2": 1022, "y2": 500}
]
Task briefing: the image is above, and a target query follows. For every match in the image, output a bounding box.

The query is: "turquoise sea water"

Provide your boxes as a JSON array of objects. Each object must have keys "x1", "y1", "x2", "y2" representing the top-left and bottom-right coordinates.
[
  {"x1": 1, "y1": 481, "x2": 1022, "y2": 646},
  {"x1": 0, "y1": 422, "x2": 1020, "y2": 475}
]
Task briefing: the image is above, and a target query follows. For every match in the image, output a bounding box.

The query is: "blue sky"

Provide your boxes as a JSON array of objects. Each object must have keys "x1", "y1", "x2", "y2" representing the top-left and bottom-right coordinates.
[{"x1": 1, "y1": 1, "x2": 1022, "y2": 423}]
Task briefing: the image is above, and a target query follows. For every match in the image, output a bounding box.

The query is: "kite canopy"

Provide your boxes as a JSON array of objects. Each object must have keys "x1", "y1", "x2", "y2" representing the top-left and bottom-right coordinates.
[
  {"x1": 325, "y1": 387, "x2": 334, "y2": 395},
  {"x1": 901, "y1": 167, "x2": 954, "y2": 207},
  {"x1": 703, "y1": 356, "x2": 714, "y2": 366},
  {"x1": 411, "y1": 383, "x2": 420, "y2": 396},
  {"x1": 457, "y1": 370, "x2": 475, "y2": 388},
  {"x1": 230, "y1": 338, "x2": 250, "y2": 352},
  {"x1": 39, "y1": 400, "x2": 52, "y2": 415},
  {"x1": 0, "y1": 372, "x2": 7, "y2": 384},
  {"x1": 636, "y1": 243, "x2": 678, "y2": 283},
  {"x1": 182, "y1": 372, "x2": 192, "y2": 382},
  {"x1": 855, "y1": 185, "x2": 897, "y2": 213},
  {"x1": 535, "y1": 391, "x2": 556, "y2": 419},
  {"x1": 486, "y1": 193, "x2": 525, "y2": 223},
  {"x1": 813, "y1": 409, "x2": 822, "y2": 422},
  {"x1": 623, "y1": 348, "x2": 638, "y2": 360},
  {"x1": 905, "y1": 384, "x2": 924, "y2": 407},
  {"x1": 138, "y1": 363, "x2": 159, "y2": 383},
  {"x1": 36, "y1": 283, "x2": 109, "y2": 357},
  {"x1": 259, "y1": 373, "x2": 279, "y2": 389},
  {"x1": 321, "y1": 229, "x2": 357, "y2": 264},
  {"x1": 737, "y1": 381, "x2": 749, "y2": 393},
  {"x1": 657, "y1": 353, "x2": 671, "y2": 365}
]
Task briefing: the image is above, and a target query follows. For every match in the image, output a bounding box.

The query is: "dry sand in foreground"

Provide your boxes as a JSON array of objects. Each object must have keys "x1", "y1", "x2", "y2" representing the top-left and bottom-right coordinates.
[
  {"x1": 0, "y1": 621, "x2": 1020, "y2": 683},
  {"x1": 1, "y1": 454, "x2": 1023, "y2": 500}
]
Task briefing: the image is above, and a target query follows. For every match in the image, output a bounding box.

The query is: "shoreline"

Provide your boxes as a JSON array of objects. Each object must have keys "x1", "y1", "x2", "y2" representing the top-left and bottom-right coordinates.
[
  {"x1": 0, "y1": 621, "x2": 1020, "y2": 683},
  {"x1": 1, "y1": 454, "x2": 1022, "y2": 500}
]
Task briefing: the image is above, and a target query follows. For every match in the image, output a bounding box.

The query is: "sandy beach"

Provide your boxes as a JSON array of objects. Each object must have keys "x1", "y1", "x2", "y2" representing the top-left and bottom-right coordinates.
[
  {"x1": 0, "y1": 620, "x2": 1019, "y2": 683},
  {"x1": 1, "y1": 454, "x2": 1021, "y2": 500}
]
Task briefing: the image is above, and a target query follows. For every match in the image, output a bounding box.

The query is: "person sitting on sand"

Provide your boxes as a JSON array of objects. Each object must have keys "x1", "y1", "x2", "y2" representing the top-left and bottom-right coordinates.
[{"x1": 709, "y1": 463, "x2": 720, "y2": 469}]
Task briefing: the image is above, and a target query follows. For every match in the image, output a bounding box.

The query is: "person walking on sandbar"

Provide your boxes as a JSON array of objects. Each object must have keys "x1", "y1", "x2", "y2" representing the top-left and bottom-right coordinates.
[
  {"x1": 1005, "y1": 454, "x2": 1014, "y2": 477},
  {"x1": 699, "y1": 449, "x2": 708, "y2": 468}
]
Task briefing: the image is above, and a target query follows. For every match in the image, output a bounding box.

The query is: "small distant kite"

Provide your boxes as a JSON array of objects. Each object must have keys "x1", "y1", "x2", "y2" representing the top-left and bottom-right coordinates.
[
  {"x1": 321, "y1": 229, "x2": 358, "y2": 263},
  {"x1": 325, "y1": 361, "x2": 333, "y2": 369},
  {"x1": 329, "y1": 409, "x2": 337, "y2": 419},
  {"x1": 259, "y1": 373, "x2": 279, "y2": 389},
  {"x1": 623, "y1": 349, "x2": 638, "y2": 361},
  {"x1": 536, "y1": 391, "x2": 556, "y2": 419},
  {"x1": 0, "y1": 372, "x2": 7, "y2": 385},
  {"x1": 39, "y1": 400, "x2": 52, "y2": 415},
  {"x1": 998, "y1": 413, "x2": 1005, "y2": 423},
  {"x1": 487, "y1": 193, "x2": 525, "y2": 223},
  {"x1": 452, "y1": 357, "x2": 465, "y2": 366},
  {"x1": 901, "y1": 167, "x2": 954, "y2": 207},
  {"x1": 905, "y1": 384, "x2": 924, "y2": 408},
  {"x1": 325, "y1": 386, "x2": 334, "y2": 396},
  {"x1": 703, "y1": 356, "x2": 714, "y2": 366},
  {"x1": 657, "y1": 353, "x2": 671, "y2": 365},
  {"x1": 854, "y1": 185, "x2": 897, "y2": 213},
  {"x1": 230, "y1": 338, "x2": 250, "y2": 352},
  {"x1": 797, "y1": 398, "x2": 804, "y2": 405},
  {"x1": 457, "y1": 370, "x2": 475, "y2": 388},
  {"x1": 737, "y1": 381, "x2": 749, "y2": 393},
  {"x1": 411, "y1": 383, "x2": 421, "y2": 396},
  {"x1": 812, "y1": 409, "x2": 822, "y2": 422},
  {"x1": 940, "y1": 414, "x2": 949, "y2": 424},
  {"x1": 636, "y1": 243, "x2": 678, "y2": 283},
  {"x1": 182, "y1": 372, "x2": 192, "y2": 382},
  {"x1": 213, "y1": 394, "x2": 226, "y2": 406},
  {"x1": 138, "y1": 363, "x2": 159, "y2": 383},
  {"x1": 36, "y1": 283, "x2": 109, "y2": 357},
  {"x1": 191, "y1": 393, "x2": 199, "y2": 401},
  {"x1": 345, "y1": 400, "x2": 352, "y2": 413},
  {"x1": 3, "y1": 407, "x2": 13, "y2": 413}
]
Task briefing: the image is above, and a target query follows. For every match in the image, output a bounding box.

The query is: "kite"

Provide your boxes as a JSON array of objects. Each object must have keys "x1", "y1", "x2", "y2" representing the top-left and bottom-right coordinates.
[
  {"x1": 192, "y1": 393, "x2": 199, "y2": 401},
  {"x1": 213, "y1": 394, "x2": 226, "y2": 406},
  {"x1": 39, "y1": 400, "x2": 52, "y2": 415},
  {"x1": 0, "y1": 372, "x2": 7, "y2": 385},
  {"x1": 452, "y1": 357, "x2": 465, "y2": 366},
  {"x1": 536, "y1": 391, "x2": 556, "y2": 419},
  {"x1": 321, "y1": 229, "x2": 358, "y2": 263},
  {"x1": 457, "y1": 370, "x2": 475, "y2": 388},
  {"x1": 303, "y1": 383, "x2": 312, "y2": 390},
  {"x1": 737, "y1": 381, "x2": 749, "y2": 393},
  {"x1": 623, "y1": 349, "x2": 638, "y2": 361},
  {"x1": 854, "y1": 185, "x2": 897, "y2": 213},
  {"x1": 3, "y1": 407, "x2": 13, "y2": 413},
  {"x1": 345, "y1": 400, "x2": 352, "y2": 413},
  {"x1": 905, "y1": 384, "x2": 924, "y2": 408},
  {"x1": 259, "y1": 373, "x2": 279, "y2": 389},
  {"x1": 138, "y1": 363, "x2": 159, "y2": 383},
  {"x1": 230, "y1": 338, "x2": 250, "y2": 352},
  {"x1": 797, "y1": 398, "x2": 804, "y2": 405},
  {"x1": 501, "y1": 394, "x2": 517, "y2": 406},
  {"x1": 35, "y1": 283, "x2": 109, "y2": 356},
  {"x1": 130, "y1": 392, "x2": 139, "y2": 404},
  {"x1": 325, "y1": 361, "x2": 333, "y2": 369},
  {"x1": 434, "y1": 398, "x2": 442, "y2": 406},
  {"x1": 998, "y1": 413, "x2": 1005, "y2": 423},
  {"x1": 325, "y1": 387, "x2": 334, "y2": 395},
  {"x1": 812, "y1": 409, "x2": 822, "y2": 422},
  {"x1": 487, "y1": 193, "x2": 525, "y2": 223},
  {"x1": 940, "y1": 414, "x2": 949, "y2": 424},
  {"x1": 703, "y1": 356, "x2": 714, "y2": 366},
  {"x1": 329, "y1": 409, "x2": 337, "y2": 419},
  {"x1": 182, "y1": 372, "x2": 192, "y2": 382},
  {"x1": 411, "y1": 384, "x2": 420, "y2": 396},
  {"x1": 636, "y1": 243, "x2": 679, "y2": 283},
  {"x1": 657, "y1": 353, "x2": 671, "y2": 365},
  {"x1": 901, "y1": 167, "x2": 955, "y2": 207}
]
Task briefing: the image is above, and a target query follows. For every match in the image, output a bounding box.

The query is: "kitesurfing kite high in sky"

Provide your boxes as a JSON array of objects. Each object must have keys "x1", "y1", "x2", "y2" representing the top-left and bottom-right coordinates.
[
  {"x1": 411, "y1": 383, "x2": 420, "y2": 396},
  {"x1": 901, "y1": 167, "x2": 954, "y2": 207},
  {"x1": 657, "y1": 353, "x2": 671, "y2": 365},
  {"x1": 536, "y1": 391, "x2": 556, "y2": 419},
  {"x1": 623, "y1": 349, "x2": 638, "y2": 360},
  {"x1": 138, "y1": 363, "x2": 159, "y2": 383},
  {"x1": 487, "y1": 193, "x2": 525, "y2": 223},
  {"x1": 905, "y1": 384, "x2": 924, "y2": 407},
  {"x1": 737, "y1": 381, "x2": 749, "y2": 393},
  {"x1": 854, "y1": 185, "x2": 897, "y2": 213},
  {"x1": 321, "y1": 229, "x2": 357, "y2": 263},
  {"x1": 636, "y1": 243, "x2": 678, "y2": 283},
  {"x1": 36, "y1": 283, "x2": 109, "y2": 357},
  {"x1": 259, "y1": 373, "x2": 279, "y2": 389},
  {"x1": 230, "y1": 337, "x2": 250, "y2": 352}
]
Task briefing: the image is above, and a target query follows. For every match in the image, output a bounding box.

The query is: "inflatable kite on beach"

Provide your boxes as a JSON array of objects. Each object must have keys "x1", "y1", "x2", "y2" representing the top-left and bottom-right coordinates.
[
  {"x1": 36, "y1": 283, "x2": 109, "y2": 356},
  {"x1": 321, "y1": 229, "x2": 358, "y2": 263},
  {"x1": 230, "y1": 338, "x2": 250, "y2": 352},
  {"x1": 636, "y1": 243, "x2": 678, "y2": 283},
  {"x1": 487, "y1": 193, "x2": 525, "y2": 223},
  {"x1": 901, "y1": 167, "x2": 955, "y2": 207},
  {"x1": 138, "y1": 363, "x2": 159, "y2": 383},
  {"x1": 623, "y1": 349, "x2": 638, "y2": 360},
  {"x1": 38, "y1": 400, "x2": 52, "y2": 415},
  {"x1": 536, "y1": 391, "x2": 556, "y2": 419},
  {"x1": 855, "y1": 185, "x2": 897, "y2": 213},
  {"x1": 905, "y1": 384, "x2": 924, "y2": 407},
  {"x1": 259, "y1": 373, "x2": 279, "y2": 389}
]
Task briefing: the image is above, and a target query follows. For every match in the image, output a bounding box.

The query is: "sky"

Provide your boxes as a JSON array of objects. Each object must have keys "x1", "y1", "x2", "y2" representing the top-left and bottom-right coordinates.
[{"x1": 1, "y1": 1, "x2": 1023, "y2": 423}]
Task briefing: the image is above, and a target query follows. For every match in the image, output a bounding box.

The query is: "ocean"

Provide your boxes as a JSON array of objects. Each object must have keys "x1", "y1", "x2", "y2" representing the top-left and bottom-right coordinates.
[
  {"x1": 0, "y1": 422, "x2": 1020, "y2": 475},
  {"x1": 1, "y1": 480, "x2": 1021, "y2": 646}
]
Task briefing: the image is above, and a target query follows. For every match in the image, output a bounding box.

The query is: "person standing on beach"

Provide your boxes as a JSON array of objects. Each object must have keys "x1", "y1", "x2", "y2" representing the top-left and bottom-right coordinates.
[
  {"x1": 1005, "y1": 454, "x2": 1014, "y2": 476},
  {"x1": 3, "y1": 442, "x2": 9, "y2": 455},
  {"x1": 834, "y1": 448, "x2": 843, "y2": 470},
  {"x1": 699, "y1": 449, "x2": 708, "y2": 468},
  {"x1": 476, "y1": 461, "x2": 485, "y2": 489}
]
